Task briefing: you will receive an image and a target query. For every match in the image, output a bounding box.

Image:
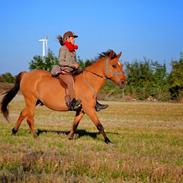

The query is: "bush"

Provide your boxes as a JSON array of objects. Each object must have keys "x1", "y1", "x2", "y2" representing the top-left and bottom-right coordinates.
[
  {"x1": 0, "y1": 72, "x2": 15, "y2": 83},
  {"x1": 29, "y1": 50, "x2": 58, "y2": 71}
]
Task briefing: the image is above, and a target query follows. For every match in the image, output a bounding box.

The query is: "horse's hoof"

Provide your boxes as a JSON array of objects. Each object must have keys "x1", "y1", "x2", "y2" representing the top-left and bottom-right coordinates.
[
  {"x1": 36, "y1": 129, "x2": 41, "y2": 136},
  {"x1": 68, "y1": 135, "x2": 74, "y2": 140},
  {"x1": 12, "y1": 128, "x2": 18, "y2": 135},
  {"x1": 68, "y1": 131, "x2": 74, "y2": 140},
  {"x1": 105, "y1": 137, "x2": 111, "y2": 144},
  {"x1": 33, "y1": 130, "x2": 39, "y2": 138}
]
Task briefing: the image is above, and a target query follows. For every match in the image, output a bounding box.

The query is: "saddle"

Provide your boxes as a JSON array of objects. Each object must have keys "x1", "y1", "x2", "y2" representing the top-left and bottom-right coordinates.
[
  {"x1": 51, "y1": 65, "x2": 83, "y2": 77},
  {"x1": 72, "y1": 67, "x2": 83, "y2": 76}
]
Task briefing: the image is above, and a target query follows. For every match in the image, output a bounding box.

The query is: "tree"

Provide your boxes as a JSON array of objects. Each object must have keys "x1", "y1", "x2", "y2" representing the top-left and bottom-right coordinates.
[
  {"x1": 29, "y1": 50, "x2": 58, "y2": 71},
  {"x1": 29, "y1": 52, "x2": 92, "y2": 71},
  {"x1": 151, "y1": 62, "x2": 170, "y2": 101},
  {"x1": 125, "y1": 60, "x2": 153, "y2": 100},
  {"x1": 168, "y1": 53, "x2": 183, "y2": 100},
  {"x1": 124, "y1": 59, "x2": 169, "y2": 101},
  {"x1": 0, "y1": 72, "x2": 15, "y2": 83},
  {"x1": 77, "y1": 56, "x2": 92, "y2": 68}
]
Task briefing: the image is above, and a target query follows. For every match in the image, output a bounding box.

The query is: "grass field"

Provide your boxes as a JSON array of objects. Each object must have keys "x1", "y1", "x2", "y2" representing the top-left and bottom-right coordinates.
[{"x1": 0, "y1": 95, "x2": 183, "y2": 183}]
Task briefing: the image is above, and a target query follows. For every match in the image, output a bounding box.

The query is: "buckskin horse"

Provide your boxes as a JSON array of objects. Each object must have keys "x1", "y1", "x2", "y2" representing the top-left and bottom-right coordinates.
[{"x1": 1, "y1": 50, "x2": 126, "y2": 143}]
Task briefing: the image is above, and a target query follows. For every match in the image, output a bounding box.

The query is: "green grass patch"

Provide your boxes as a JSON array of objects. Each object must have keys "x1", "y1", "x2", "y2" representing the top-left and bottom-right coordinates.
[{"x1": 0, "y1": 98, "x2": 183, "y2": 182}]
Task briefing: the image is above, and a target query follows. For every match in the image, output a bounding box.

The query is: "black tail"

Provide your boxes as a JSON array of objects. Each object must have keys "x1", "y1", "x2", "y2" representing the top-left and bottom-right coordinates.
[{"x1": 1, "y1": 72, "x2": 24, "y2": 121}]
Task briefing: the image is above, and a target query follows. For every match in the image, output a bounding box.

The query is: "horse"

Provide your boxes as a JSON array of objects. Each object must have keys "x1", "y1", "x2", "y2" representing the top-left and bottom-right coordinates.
[{"x1": 1, "y1": 50, "x2": 126, "y2": 143}]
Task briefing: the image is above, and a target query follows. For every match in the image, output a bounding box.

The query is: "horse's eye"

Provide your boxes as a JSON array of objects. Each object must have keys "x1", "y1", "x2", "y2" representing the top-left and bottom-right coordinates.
[{"x1": 112, "y1": 64, "x2": 117, "y2": 68}]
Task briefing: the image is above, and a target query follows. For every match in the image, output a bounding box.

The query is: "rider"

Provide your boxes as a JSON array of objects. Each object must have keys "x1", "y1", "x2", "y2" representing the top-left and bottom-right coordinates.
[
  {"x1": 52, "y1": 31, "x2": 108, "y2": 111},
  {"x1": 56, "y1": 31, "x2": 81, "y2": 111}
]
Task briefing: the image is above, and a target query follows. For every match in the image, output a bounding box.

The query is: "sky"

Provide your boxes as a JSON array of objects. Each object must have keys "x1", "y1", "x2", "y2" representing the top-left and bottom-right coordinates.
[{"x1": 0, "y1": 0, "x2": 183, "y2": 74}]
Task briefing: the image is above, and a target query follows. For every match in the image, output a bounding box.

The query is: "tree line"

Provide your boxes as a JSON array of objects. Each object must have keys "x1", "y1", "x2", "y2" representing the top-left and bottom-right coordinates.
[{"x1": 1, "y1": 50, "x2": 183, "y2": 101}]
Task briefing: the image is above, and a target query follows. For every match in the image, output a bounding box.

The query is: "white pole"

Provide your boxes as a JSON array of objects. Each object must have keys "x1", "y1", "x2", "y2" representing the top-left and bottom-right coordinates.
[
  {"x1": 39, "y1": 37, "x2": 48, "y2": 57},
  {"x1": 45, "y1": 38, "x2": 48, "y2": 56},
  {"x1": 42, "y1": 41, "x2": 45, "y2": 57}
]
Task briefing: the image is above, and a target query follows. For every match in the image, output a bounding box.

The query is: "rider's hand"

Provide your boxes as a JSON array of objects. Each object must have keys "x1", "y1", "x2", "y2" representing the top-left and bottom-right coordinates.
[{"x1": 73, "y1": 63, "x2": 79, "y2": 69}]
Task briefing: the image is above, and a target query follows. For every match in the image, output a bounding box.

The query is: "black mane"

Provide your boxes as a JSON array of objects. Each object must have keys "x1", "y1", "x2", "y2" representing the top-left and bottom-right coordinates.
[
  {"x1": 86, "y1": 50, "x2": 117, "y2": 66},
  {"x1": 98, "y1": 49, "x2": 117, "y2": 60}
]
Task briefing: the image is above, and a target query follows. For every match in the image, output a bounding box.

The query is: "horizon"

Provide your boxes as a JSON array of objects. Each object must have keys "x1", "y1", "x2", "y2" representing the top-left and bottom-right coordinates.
[{"x1": 0, "y1": 0, "x2": 183, "y2": 75}]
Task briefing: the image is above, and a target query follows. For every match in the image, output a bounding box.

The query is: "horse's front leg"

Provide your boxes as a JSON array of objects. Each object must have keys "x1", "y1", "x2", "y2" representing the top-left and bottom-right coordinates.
[
  {"x1": 68, "y1": 109, "x2": 84, "y2": 140},
  {"x1": 85, "y1": 108, "x2": 111, "y2": 144}
]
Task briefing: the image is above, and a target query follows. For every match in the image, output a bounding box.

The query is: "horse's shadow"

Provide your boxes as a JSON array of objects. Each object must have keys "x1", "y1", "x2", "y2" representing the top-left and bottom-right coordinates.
[
  {"x1": 36, "y1": 129, "x2": 99, "y2": 139},
  {"x1": 36, "y1": 129, "x2": 119, "y2": 139}
]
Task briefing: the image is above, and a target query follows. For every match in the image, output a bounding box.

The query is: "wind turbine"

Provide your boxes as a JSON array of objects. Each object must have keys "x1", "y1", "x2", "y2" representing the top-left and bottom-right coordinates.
[{"x1": 39, "y1": 36, "x2": 48, "y2": 57}]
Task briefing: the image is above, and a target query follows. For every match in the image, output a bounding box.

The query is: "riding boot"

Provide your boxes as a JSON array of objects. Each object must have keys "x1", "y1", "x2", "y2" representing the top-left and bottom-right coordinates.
[
  {"x1": 69, "y1": 98, "x2": 82, "y2": 111},
  {"x1": 95, "y1": 100, "x2": 109, "y2": 112}
]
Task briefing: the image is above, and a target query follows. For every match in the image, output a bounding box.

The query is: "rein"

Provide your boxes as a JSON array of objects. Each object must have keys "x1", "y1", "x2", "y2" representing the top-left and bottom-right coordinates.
[
  {"x1": 82, "y1": 57, "x2": 123, "y2": 97},
  {"x1": 84, "y1": 69, "x2": 107, "y2": 80}
]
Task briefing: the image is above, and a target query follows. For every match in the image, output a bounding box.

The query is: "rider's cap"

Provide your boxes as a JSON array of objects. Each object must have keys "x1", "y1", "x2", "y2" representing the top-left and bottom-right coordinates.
[{"x1": 63, "y1": 31, "x2": 78, "y2": 43}]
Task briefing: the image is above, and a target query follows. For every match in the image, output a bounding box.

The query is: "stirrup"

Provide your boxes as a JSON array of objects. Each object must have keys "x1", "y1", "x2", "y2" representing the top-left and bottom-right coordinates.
[
  {"x1": 95, "y1": 101, "x2": 109, "y2": 112},
  {"x1": 69, "y1": 99, "x2": 82, "y2": 111}
]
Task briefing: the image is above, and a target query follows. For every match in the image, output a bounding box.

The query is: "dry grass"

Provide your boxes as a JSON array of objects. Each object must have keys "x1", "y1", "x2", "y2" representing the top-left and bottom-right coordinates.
[
  {"x1": 0, "y1": 82, "x2": 13, "y2": 95},
  {"x1": 0, "y1": 95, "x2": 183, "y2": 182}
]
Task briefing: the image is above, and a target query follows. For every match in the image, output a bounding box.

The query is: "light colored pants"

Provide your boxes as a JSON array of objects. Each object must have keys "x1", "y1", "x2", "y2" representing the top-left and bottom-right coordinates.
[{"x1": 58, "y1": 74, "x2": 76, "y2": 100}]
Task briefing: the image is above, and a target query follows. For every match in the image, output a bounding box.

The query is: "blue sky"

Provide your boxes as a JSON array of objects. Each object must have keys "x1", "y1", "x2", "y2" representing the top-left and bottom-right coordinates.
[{"x1": 0, "y1": 0, "x2": 183, "y2": 74}]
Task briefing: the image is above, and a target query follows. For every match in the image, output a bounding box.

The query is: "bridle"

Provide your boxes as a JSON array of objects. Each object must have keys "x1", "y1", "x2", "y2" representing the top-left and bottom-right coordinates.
[
  {"x1": 82, "y1": 57, "x2": 125, "y2": 97},
  {"x1": 84, "y1": 58, "x2": 124, "y2": 80}
]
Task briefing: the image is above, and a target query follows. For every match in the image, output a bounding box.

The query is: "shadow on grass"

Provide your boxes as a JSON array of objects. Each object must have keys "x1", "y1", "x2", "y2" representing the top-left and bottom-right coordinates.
[
  {"x1": 36, "y1": 129, "x2": 119, "y2": 139},
  {"x1": 37, "y1": 129, "x2": 99, "y2": 139}
]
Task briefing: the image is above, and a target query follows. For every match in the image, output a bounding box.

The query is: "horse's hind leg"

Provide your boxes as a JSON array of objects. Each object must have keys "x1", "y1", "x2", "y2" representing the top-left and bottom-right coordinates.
[
  {"x1": 12, "y1": 110, "x2": 27, "y2": 135},
  {"x1": 12, "y1": 95, "x2": 37, "y2": 136},
  {"x1": 26, "y1": 105, "x2": 37, "y2": 138},
  {"x1": 68, "y1": 110, "x2": 84, "y2": 140}
]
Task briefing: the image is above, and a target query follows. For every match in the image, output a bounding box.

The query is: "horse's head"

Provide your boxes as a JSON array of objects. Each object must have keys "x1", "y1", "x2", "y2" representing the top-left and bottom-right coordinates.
[{"x1": 103, "y1": 50, "x2": 126, "y2": 88}]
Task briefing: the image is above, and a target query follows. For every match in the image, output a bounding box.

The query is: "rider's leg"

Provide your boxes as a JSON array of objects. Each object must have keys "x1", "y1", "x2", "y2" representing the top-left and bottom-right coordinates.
[
  {"x1": 58, "y1": 74, "x2": 81, "y2": 110},
  {"x1": 65, "y1": 88, "x2": 71, "y2": 107}
]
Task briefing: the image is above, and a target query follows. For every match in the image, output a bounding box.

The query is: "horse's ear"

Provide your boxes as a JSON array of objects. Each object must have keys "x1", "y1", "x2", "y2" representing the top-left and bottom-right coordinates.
[
  {"x1": 117, "y1": 52, "x2": 122, "y2": 58},
  {"x1": 111, "y1": 52, "x2": 122, "y2": 64},
  {"x1": 109, "y1": 50, "x2": 116, "y2": 59}
]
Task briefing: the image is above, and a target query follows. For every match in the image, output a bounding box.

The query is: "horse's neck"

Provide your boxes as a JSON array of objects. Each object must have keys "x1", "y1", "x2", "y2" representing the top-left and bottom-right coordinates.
[{"x1": 81, "y1": 60, "x2": 106, "y2": 94}]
